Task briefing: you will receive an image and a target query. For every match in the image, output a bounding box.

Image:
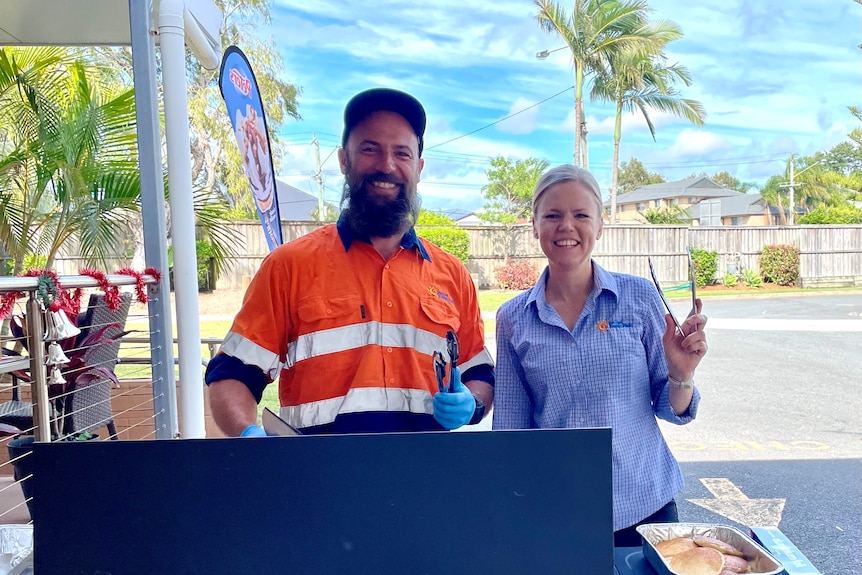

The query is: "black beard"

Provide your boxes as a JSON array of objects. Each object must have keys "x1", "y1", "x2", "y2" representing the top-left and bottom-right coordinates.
[{"x1": 342, "y1": 174, "x2": 417, "y2": 238}]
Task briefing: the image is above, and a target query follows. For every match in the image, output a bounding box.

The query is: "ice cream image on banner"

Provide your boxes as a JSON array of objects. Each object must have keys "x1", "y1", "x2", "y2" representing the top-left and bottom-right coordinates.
[{"x1": 235, "y1": 105, "x2": 273, "y2": 212}]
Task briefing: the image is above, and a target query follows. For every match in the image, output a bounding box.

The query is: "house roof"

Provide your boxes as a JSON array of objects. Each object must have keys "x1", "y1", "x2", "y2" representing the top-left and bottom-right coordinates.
[
  {"x1": 687, "y1": 193, "x2": 768, "y2": 218},
  {"x1": 276, "y1": 180, "x2": 319, "y2": 221},
  {"x1": 605, "y1": 176, "x2": 739, "y2": 206}
]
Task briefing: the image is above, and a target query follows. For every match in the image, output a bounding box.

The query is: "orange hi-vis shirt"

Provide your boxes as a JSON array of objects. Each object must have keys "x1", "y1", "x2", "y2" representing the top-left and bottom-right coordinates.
[{"x1": 217, "y1": 222, "x2": 494, "y2": 433}]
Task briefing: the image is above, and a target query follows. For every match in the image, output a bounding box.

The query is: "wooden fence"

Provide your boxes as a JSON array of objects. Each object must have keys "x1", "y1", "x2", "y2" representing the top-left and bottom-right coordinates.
[{"x1": 8, "y1": 222, "x2": 862, "y2": 290}]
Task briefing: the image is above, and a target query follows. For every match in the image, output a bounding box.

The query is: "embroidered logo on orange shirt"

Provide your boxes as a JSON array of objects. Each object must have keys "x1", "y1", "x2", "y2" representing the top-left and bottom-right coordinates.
[{"x1": 428, "y1": 285, "x2": 455, "y2": 305}]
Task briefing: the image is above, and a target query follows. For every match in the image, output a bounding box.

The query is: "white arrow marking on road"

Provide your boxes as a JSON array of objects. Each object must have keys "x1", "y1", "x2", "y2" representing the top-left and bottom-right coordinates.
[{"x1": 687, "y1": 478, "x2": 785, "y2": 527}]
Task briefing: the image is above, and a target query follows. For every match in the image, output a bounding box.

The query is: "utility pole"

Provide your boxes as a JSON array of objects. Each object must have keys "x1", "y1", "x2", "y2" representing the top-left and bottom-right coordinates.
[
  {"x1": 788, "y1": 154, "x2": 796, "y2": 226},
  {"x1": 779, "y1": 154, "x2": 822, "y2": 226},
  {"x1": 312, "y1": 133, "x2": 326, "y2": 221}
]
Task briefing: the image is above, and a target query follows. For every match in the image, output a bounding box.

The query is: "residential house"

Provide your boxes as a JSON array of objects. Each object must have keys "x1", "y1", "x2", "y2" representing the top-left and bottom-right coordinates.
[
  {"x1": 689, "y1": 194, "x2": 781, "y2": 226},
  {"x1": 606, "y1": 176, "x2": 788, "y2": 226}
]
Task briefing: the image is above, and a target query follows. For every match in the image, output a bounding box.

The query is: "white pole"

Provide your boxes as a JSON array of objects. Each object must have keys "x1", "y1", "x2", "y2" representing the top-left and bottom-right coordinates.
[
  {"x1": 159, "y1": 0, "x2": 206, "y2": 438},
  {"x1": 788, "y1": 156, "x2": 795, "y2": 226}
]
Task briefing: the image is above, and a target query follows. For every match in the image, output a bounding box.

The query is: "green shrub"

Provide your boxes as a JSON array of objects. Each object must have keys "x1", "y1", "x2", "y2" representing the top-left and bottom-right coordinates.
[
  {"x1": 741, "y1": 268, "x2": 763, "y2": 288},
  {"x1": 797, "y1": 205, "x2": 862, "y2": 224},
  {"x1": 689, "y1": 248, "x2": 718, "y2": 288},
  {"x1": 721, "y1": 272, "x2": 738, "y2": 287},
  {"x1": 416, "y1": 226, "x2": 470, "y2": 264},
  {"x1": 760, "y1": 244, "x2": 799, "y2": 286},
  {"x1": 494, "y1": 258, "x2": 539, "y2": 290},
  {"x1": 5, "y1": 254, "x2": 48, "y2": 274},
  {"x1": 195, "y1": 240, "x2": 218, "y2": 291}
]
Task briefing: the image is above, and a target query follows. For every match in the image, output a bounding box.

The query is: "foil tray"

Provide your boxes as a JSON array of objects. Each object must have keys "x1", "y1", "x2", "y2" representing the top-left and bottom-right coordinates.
[{"x1": 636, "y1": 523, "x2": 784, "y2": 575}]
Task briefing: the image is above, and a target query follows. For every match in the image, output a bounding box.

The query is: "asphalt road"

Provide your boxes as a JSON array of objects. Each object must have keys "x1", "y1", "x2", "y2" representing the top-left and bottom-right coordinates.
[{"x1": 469, "y1": 292, "x2": 862, "y2": 574}]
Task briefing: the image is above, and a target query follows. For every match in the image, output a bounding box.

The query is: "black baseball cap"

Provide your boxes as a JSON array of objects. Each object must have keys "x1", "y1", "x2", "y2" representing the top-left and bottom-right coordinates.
[{"x1": 342, "y1": 88, "x2": 426, "y2": 155}]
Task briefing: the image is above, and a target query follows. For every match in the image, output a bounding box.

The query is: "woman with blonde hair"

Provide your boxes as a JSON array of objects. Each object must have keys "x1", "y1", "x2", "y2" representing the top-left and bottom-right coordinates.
[{"x1": 492, "y1": 164, "x2": 708, "y2": 546}]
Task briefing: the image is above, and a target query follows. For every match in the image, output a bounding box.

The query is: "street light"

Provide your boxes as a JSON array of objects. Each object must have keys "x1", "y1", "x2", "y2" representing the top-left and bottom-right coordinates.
[
  {"x1": 778, "y1": 155, "x2": 824, "y2": 225},
  {"x1": 535, "y1": 45, "x2": 568, "y2": 60},
  {"x1": 536, "y1": 45, "x2": 581, "y2": 166}
]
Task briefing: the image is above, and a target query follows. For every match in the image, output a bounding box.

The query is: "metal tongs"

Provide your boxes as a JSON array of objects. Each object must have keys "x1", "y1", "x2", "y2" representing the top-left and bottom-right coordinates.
[
  {"x1": 433, "y1": 331, "x2": 460, "y2": 393},
  {"x1": 648, "y1": 246, "x2": 698, "y2": 336}
]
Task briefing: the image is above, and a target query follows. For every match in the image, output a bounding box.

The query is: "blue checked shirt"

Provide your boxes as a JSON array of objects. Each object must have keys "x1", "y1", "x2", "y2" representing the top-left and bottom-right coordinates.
[{"x1": 492, "y1": 263, "x2": 700, "y2": 531}]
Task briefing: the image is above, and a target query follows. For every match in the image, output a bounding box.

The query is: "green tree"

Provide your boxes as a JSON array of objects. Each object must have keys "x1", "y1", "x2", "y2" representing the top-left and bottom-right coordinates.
[
  {"x1": 192, "y1": 0, "x2": 301, "y2": 216},
  {"x1": 759, "y1": 174, "x2": 789, "y2": 225},
  {"x1": 535, "y1": 0, "x2": 671, "y2": 168},
  {"x1": 591, "y1": 41, "x2": 705, "y2": 223},
  {"x1": 93, "y1": 0, "x2": 301, "y2": 218},
  {"x1": 617, "y1": 157, "x2": 665, "y2": 194},
  {"x1": 415, "y1": 210, "x2": 470, "y2": 263},
  {"x1": 0, "y1": 48, "x2": 141, "y2": 273},
  {"x1": 480, "y1": 156, "x2": 549, "y2": 224},
  {"x1": 797, "y1": 204, "x2": 862, "y2": 224},
  {"x1": 711, "y1": 171, "x2": 742, "y2": 191}
]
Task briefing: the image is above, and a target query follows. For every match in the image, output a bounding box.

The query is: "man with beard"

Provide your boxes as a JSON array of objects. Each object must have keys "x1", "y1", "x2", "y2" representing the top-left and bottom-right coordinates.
[{"x1": 205, "y1": 88, "x2": 494, "y2": 436}]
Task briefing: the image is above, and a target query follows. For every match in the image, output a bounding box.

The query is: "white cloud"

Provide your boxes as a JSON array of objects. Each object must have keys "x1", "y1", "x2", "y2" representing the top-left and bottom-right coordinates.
[
  {"x1": 667, "y1": 129, "x2": 734, "y2": 157},
  {"x1": 496, "y1": 97, "x2": 539, "y2": 135},
  {"x1": 585, "y1": 110, "x2": 683, "y2": 138}
]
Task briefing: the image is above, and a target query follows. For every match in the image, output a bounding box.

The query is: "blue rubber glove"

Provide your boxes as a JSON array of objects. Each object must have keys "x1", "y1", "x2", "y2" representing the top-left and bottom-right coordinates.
[
  {"x1": 433, "y1": 367, "x2": 476, "y2": 430},
  {"x1": 240, "y1": 424, "x2": 267, "y2": 438}
]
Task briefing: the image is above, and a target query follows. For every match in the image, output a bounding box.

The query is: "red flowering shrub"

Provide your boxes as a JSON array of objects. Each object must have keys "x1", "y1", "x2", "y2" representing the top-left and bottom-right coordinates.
[{"x1": 494, "y1": 259, "x2": 539, "y2": 290}]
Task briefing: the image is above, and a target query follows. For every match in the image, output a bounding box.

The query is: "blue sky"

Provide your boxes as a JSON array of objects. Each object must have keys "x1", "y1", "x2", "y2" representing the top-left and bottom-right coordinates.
[{"x1": 262, "y1": 0, "x2": 861, "y2": 217}]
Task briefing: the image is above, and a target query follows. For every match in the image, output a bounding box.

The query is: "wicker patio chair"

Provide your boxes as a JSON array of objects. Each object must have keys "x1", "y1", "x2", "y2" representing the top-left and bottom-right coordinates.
[{"x1": 56, "y1": 293, "x2": 131, "y2": 439}]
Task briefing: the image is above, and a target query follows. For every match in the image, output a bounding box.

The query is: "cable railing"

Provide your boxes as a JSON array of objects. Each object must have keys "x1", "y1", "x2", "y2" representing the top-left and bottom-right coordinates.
[{"x1": 0, "y1": 272, "x2": 173, "y2": 526}]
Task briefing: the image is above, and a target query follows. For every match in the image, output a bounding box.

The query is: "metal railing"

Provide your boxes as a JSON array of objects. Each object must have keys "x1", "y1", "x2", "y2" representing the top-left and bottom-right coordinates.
[{"x1": 0, "y1": 273, "x2": 171, "y2": 524}]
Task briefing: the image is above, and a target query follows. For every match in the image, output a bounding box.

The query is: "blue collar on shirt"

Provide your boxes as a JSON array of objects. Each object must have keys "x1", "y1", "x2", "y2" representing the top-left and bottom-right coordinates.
[
  {"x1": 525, "y1": 261, "x2": 621, "y2": 310},
  {"x1": 336, "y1": 215, "x2": 431, "y2": 261}
]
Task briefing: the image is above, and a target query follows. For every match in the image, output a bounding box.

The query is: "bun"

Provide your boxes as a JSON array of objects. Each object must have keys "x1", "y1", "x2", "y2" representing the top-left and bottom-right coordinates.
[
  {"x1": 668, "y1": 547, "x2": 725, "y2": 575},
  {"x1": 656, "y1": 537, "x2": 698, "y2": 557}
]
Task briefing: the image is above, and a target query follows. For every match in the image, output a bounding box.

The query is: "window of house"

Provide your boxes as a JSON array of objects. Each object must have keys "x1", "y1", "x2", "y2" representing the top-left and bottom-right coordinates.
[
  {"x1": 654, "y1": 199, "x2": 661, "y2": 207},
  {"x1": 731, "y1": 216, "x2": 743, "y2": 226},
  {"x1": 688, "y1": 197, "x2": 698, "y2": 203},
  {"x1": 637, "y1": 202, "x2": 645, "y2": 211},
  {"x1": 672, "y1": 198, "x2": 679, "y2": 206}
]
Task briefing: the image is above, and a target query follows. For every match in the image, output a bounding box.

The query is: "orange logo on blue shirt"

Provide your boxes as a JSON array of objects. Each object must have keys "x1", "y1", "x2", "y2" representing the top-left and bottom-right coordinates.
[{"x1": 598, "y1": 320, "x2": 633, "y2": 331}]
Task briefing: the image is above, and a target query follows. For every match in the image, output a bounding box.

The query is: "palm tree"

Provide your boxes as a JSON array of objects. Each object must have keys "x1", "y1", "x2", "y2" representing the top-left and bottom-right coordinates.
[
  {"x1": 591, "y1": 46, "x2": 706, "y2": 222},
  {"x1": 640, "y1": 205, "x2": 689, "y2": 224},
  {"x1": 534, "y1": 0, "x2": 677, "y2": 168},
  {"x1": 0, "y1": 50, "x2": 141, "y2": 273},
  {"x1": 1, "y1": 47, "x2": 240, "y2": 279}
]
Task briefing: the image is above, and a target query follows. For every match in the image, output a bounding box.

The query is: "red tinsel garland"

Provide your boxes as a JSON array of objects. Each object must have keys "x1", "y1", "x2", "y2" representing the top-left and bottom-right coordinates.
[
  {"x1": 1, "y1": 267, "x2": 163, "y2": 319},
  {"x1": 79, "y1": 267, "x2": 121, "y2": 311},
  {"x1": 0, "y1": 269, "x2": 72, "y2": 321},
  {"x1": 0, "y1": 291, "x2": 19, "y2": 320},
  {"x1": 117, "y1": 267, "x2": 147, "y2": 304}
]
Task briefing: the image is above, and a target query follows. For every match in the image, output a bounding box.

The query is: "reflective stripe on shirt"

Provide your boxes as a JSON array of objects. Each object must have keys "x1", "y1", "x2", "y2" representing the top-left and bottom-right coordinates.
[
  {"x1": 279, "y1": 386, "x2": 433, "y2": 428},
  {"x1": 220, "y1": 331, "x2": 283, "y2": 380}
]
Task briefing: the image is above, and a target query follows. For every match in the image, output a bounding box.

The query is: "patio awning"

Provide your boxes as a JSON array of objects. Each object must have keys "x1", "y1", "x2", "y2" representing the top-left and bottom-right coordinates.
[
  {"x1": 0, "y1": 0, "x2": 222, "y2": 439},
  {"x1": 0, "y1": 0, "x2": 133, "y2": 46}
]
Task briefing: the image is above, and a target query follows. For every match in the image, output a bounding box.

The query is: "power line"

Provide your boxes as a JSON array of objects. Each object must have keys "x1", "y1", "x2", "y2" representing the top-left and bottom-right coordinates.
[{"x1": 425, "y1": 86, "x2": 574, "y2": 150}]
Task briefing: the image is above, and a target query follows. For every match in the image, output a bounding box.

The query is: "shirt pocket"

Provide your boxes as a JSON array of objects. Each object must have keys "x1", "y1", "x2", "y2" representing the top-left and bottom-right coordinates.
[
  {"x1": 294, "y1": 294, "x2": 364, "y2": 374},
  {"x1": 419, "y1": 295, "x2": 461, "y2": 334},
  {"x1": 296, "y1": 294, "x2": 364, "y2": 332}
]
